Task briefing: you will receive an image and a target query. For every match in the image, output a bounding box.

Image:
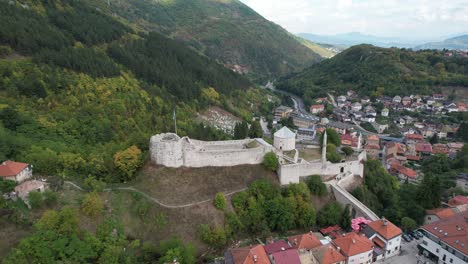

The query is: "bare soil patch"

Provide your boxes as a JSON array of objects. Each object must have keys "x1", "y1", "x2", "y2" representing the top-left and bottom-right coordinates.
[{"x1": 133, "y1": 163, "x2": 279, "y2": 205}]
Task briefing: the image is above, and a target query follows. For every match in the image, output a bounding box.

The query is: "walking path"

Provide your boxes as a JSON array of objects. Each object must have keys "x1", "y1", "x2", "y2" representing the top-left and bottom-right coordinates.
[{"x1": 64, "y1": 181, "x2": 247, "y2": 209}]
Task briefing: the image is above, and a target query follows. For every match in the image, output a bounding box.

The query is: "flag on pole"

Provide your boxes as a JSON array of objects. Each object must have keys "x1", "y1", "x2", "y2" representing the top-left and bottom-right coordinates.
[{"x1": 173, "y1": 109, "x2": 176, "y2": 120}]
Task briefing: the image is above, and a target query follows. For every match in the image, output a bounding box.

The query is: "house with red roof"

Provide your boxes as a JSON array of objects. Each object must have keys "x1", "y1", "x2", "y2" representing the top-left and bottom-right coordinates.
[
  {"x1": 270, "y1": 248, "x2": 301, "y2": 264},
  {"x1": 225, "y1": 244, "x2": 271, "y2": 264},
  {"x1": 310, "y1": 104, "x2": 325, "y2": 114},
  {"x1": 0, "y1": 160, "x2": 32, "y2": 183},
  {"x1": 405, "y1": 133, "x2": 424, "y2": 143},
  {"x1": 448, "y1": 196, "x2": 468, "y2": 207},
  {"x1": 415, "y1": 143, "x2": 433, "y2": 155},
  {"x1": 263, "y1": 241, "x2": 291, "y2": 256},
  {"x1": 288, "y1": 232, "x2": 322, "y2": 251},
  {"x1": 424, "y1": 208, "x2": 457, "y2": 224},
  {"x1": 389, "y1": 164, "x2": 418, "y2": 182},
  {"x1": 419, "y1": 211, "x2": 468, "y2": 264},
  {"x1": 432, "y1": 143, "x2": 449, "y2": 155},
  {"x1": 311, "y1": 245, "x2": 346, "y2": 264},
  {"x1": 363, "y1": 218, "x2": 402, "y2": 260},
  {"x1": 332, "y1": 232, "x2": 373, "y2": 264}
]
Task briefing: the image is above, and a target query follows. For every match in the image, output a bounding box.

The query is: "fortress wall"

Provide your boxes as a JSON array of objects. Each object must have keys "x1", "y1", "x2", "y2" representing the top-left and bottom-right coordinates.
[
  {"x1": 189, "y1": 138, "x2": 253, "y2": 146},
  {"x1": 183, "y1": 147, "x2": 268, "y2": 167},
  {"x1": 150, "y1": 134, "x2": 184, "y2": 167}
]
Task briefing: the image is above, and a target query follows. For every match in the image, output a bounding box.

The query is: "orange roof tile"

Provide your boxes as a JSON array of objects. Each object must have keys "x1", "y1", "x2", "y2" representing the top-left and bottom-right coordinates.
[
  {"x1": 367, "y1": 135, "x2": 379, "y2": 141},
  {"x1": 372, "y1": 237, "x2": 386, "y2": 248},
  {"x1": 367, "y1": 219, "x2": 402, "y2": 240},
  {"x1": 311, "y1": 245, "x2": 346, "y2": 264},
  {"x1": 426, "y1": 208, "x2": 456, "y2": 219},
  {"x1": 333, "y1": 232, "x2": 373, "y2": 257},
  {"x1": 0, "y1": 160, "x2": 29, "y2": 177},
  {"x1": 422, "y1": 211, "x2": 468, "y2": 256},
  {"x1": 228, "y1": 245, "x2": 271, "y2": 264},
  {"x1": 448, "y1": 196, "x2": 468, "y2": 206},
  {"x1": 288, "y1": 232, "x2": 322, "y2": 250}
]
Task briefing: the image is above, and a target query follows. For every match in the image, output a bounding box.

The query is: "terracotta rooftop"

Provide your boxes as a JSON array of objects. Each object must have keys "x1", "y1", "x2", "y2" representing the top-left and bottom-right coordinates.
[
  {"x1": 422, "y1": 211, "x2": 468, "y2": 256},
  {"x1": 288, "y1": 232, "x2": 322, "y2": 250},
  {"x1": 271, "y1": 249, "x2": 301, "y2": 264},
  {"x1": 263, "y1": 240, "x2": 291, "y2": 255},
  {"x1": 226, "y1": 245, "x2": 270, "y2": 264},
  {"x1": 405, "y1": 134, "x2": 424, "y2": 140},
  {"x1": 311, "y1": 104, "x2": 325, "y2": 109},
  {"x1": 390, "y1": 164, "x2": 417, "y2": 179},
  {"x1": 426, "y1": 208, "x2": 456, "y2": 219},
  {"x1": 0, "y1": 160, "x2": 29, "y2": 177},
  {"x1": 415, "y1": 143, "x2": 432, "y2": 153},
  {"x1": 449, "y1": 196, "x2": 468, "y2": 207},
  {"x1": 333, "y1": 232, "x2": 373, "y2": 257},
  {"x1": 320, "y1": 225, "x2": 341, "y2": 235},
  {"x1": 367, "y1": 135, "x2": 379, "y2": 141},
  {"x1": 367, "y1": 219, "x2": 402, "y2": 240},
  {"x1": 311, "y1": 245, "x2": 346, "y2": 264}
]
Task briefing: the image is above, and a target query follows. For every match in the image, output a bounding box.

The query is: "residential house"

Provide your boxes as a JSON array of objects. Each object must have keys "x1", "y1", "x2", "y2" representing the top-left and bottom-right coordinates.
[
  {"x1": 363, "y1": 218, "x2": 402, "y2": 260},
  {"x1": 392, "y1": 96, "x2": 402, "y2": 104},
  {"x1": 311, "y1": 245, "x2": 346, "y2": 264},
  {"x1": 370, "y1": 122, "x2": 388, "y2": 134},
  {"x1": 311, "y1": 104, "x2": 325, "y2": 114},
  {"x1": 288, "y1": 232, "x2": 323, "y2": 251},
  {"x1": 14, "y1": 180, "x2": 48, "y2": 203},
  {"x1": 366, "y1": 135, "x2": 380, "y2": 146},
  {"x1": 275, "y1": 106, "x2": 293, "y2": 120},
  {"x1": 448, "y1": 142, "x2": 464, "y2": 153},
  {"x1": 316, "y1": 97, "x2": 329, "y2": 104},
  {"x1": 421, "y1": 127, "x2": 437, "y2": 138},
  {"x1": 264, "y1": 241, "x2": 292, "y2": 256},
  {"x1": 448, "y1": 196, "x2": 468, "y2": 208},
  {"x1": 405, "y1": 133, "x2": 424, "y2": 143},
  {"x1": 352, "y1": 111, "x2": 364, "y2": 120},
  {"x1": 0, "y1": 161, "x2": 33, "y2": 183},
  {"x1": 401, "y1": 96, "x2": 411, "y2": 106},
  {"x1": 426, "y1": 97, "x2": 436, "y2": 105},
  {"x1": 332, "y1": 232, "x2": 374, "y2": 264},
  {"x1": 415, "y1": 143, "x2": 433, "y2": 155},
  {"x1": 432, "y1": 143, "x2": 449, "y2": 155},
  {"x1": 347, "y1": 90, "x2": 356, "y2": 97},
  {"x1": 389, "y1": 164, "x2": 418, "y2": 182},
  {"x1": 341, "y1": 134, "x2": 354, "y2": 146},
  {"x1": 457, "y1": 103, "x2": 466, "y2": 112},
  {"x1": 225, "y1": 244, "x2": 271, "y2": 264},
  {"x1": 424, "y1": 208, "x2": 456, "y2": 224},
  {"x1": 419, "y1": 211, "x2": 468, "y2": 264},
  {"x1": 432, "y1": 94, "x2": 446, "y2": 101},
  {"x1": 364, "y1": 144, "x2": 380, "y2": 159},
  {"x1": 292, "y1": 114, "x2": 318, "y2": 129},
  {"x1": 381, "y1": 108, "x2": 389, "y2": 117},
  {"x1": 365, "y1": 108, "x2": 377, "y2": 117},
  {"x1": 327, "y1": 121, "x2": 354, "y2": 135},
  {"x1": 337, "y1": 96, "x2": 347, "y2": 103},
  {"x1": 360, "y1": 96, "x2": 370, "y2": 104},
  {"x1": 351, "y1": 102, "x2": 362, "y2": 112},
  {"x1": 361, "y1": 115, "x2": 375, "y2": 123},
  {"x1": 270, "y1": 249, "x2": 301, "y2": 264}
]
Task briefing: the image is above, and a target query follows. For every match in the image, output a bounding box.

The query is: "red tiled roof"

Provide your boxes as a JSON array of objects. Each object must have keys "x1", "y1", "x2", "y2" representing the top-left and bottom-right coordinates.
[
  {"x1": 0, "y1": 160, "x2": 29, "y2": 177},
  {"x1": 288, "y1": 232, "x2": 322, "y2": 250},
  {"x1": 448, "y1": 196, "x2": 468, "y2": 206},
  {"x1": 405, "y1": 155, "x2": 421, "y2": 161},
  {"x1": 390, "y1": 164, "x2": 417, "y2": 179},
  {"x1": 320, "y1": 225, "x2": 341, "y2": 235},
  {"x1": 271, "y1": 249, "x2": 301, "y2": 264},
  {"x1": 422, "y1": 211, "x2": 468, "y2": 256},
  {"x1": 367, "y1": 135, "x2": 379, "y2": 141},
  {"x1": 415, "y1": 143, "x2": 432, "y2": 153},
  {"x1": 333, "y1": 232, "x2": 373, "y2": 257},
  {"x1": 367, "y1": 219, "x2": 402, "y2": 240},
  {"x1": 405, "y1": 133, "x2": 424, "y2": 140},
  {"x1": 426, "y1": 208, "x2": 456, "y2": 219},
  {"x1": 264, "y1": 240, "x2": 291, "y2": 255},
  {"x1": 228, "y1": 245, "x2": 271, "y2": 264},
  {"x1": 364, "y1": 144, "x2": 380, "y2": 150},
  {"x1": 311, "y1": 104, "x2": 325, "y2": 109},
  {"x1": 372, "y1": 237, "x2": 385, "y2": 248},
  {"x1": 311, "y1": 245, "x2": 346, "y2": 264},
  {"x1": 432, "y1": 144, "x2": 449, "y2": 154}
]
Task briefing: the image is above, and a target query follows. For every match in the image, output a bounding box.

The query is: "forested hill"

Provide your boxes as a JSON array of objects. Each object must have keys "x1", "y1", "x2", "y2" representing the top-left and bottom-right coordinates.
[
  {"x1": 0, "y1": 0, "x2": 266, "y2": 182},
  {"x1": 278, "y1": 44, "x2": 468, "y2": 99},
  {"x1": 87, "y1": 0, "x2": 322, "y2": 81}
]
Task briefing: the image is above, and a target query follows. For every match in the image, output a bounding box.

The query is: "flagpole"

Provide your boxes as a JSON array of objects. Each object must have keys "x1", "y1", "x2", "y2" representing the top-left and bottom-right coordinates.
[{"x1": 173, "y1": 108, "x2": 177, "y2": 135}]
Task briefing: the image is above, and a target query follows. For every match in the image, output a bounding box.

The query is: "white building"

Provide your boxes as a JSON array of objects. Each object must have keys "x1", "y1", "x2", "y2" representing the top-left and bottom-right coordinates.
[
  {"x1": 363, "y1": 218, "x2": 402, "y2": 261},
  {"x1": 392, "y1": 96, "x2": 402, "y2": 104},
  {"x1": 352, "y1": 102, "x2": 362, "y2": 112},
  {"x1": 381, "y1": 108, "x2": 389, "y2": 117},
  {"x1": 419, "y1": 211, "x2": 468, "y2": 264},
  {"x1": 333, "y1": 232, "x2": 373, "y2": 264},
  {"x1": 274, "y1": 126, "x2": 296, "y2": 151},
  {"x1": 297, "y1": 127, "x2": 316, "y2": 142},
  {"x1": 0, "y1": 160, "x2": 32, "y2": 183}
]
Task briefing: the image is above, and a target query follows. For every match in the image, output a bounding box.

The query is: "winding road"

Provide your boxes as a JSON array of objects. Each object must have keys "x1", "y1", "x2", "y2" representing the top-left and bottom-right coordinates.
[{"x1": 64, "y1": 181, "x2": 247, "y2": 209}]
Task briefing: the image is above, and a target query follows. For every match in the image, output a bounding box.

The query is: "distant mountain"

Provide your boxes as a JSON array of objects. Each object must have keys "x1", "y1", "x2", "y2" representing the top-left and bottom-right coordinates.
[
  {"x1": 277, "y1": 44, "x2": 468, "y2": 103},
  {"x1": 415, "y1": 35, "x2": 468, "y2": 50},
  {"x1": 298, "y1": 32, "x2": 419, "y2": 48},
  {"x1": 93, "y1": 0, "x2": 323, "y2": 81}
]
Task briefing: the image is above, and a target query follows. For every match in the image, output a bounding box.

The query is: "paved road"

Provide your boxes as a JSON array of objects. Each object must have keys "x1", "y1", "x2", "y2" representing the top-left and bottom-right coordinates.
[{"x1": 64, "y1": 181, "x2": 247, "y2": 209}]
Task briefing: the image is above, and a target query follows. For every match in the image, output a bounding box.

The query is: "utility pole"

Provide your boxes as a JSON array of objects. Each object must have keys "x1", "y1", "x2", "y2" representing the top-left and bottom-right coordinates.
[{"x1": 173, "y1": 108, "x2": 177, "y2": 135}]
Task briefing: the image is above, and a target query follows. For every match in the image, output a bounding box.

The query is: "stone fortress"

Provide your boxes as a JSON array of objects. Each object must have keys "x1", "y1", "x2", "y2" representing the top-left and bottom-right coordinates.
[{"x1": 150, "y1": 126, "x2": 366, "y2": 186}]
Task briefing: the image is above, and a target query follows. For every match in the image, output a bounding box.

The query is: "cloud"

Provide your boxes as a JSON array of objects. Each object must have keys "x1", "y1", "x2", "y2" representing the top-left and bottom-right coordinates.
[{"x1": 239, "y1": 0, "x2": 468, "y2": 40}]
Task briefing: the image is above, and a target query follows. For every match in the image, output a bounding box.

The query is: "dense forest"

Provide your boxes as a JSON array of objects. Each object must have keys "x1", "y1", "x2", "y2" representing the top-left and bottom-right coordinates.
[
  {"x1": 82, "y1": 0, "x2": 323, "y2": 81},
  {"x1": 278, "y1": 44, "x2": 468, "y2": 101},
  {"x1": 0, "y1": 0, "x2": 267, "y2": 182}
]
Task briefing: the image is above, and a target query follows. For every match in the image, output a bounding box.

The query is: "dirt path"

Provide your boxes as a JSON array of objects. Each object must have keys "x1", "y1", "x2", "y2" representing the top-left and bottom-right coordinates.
[{"x1": 64, "y1": 181, "x2": 246, "y2": 209}]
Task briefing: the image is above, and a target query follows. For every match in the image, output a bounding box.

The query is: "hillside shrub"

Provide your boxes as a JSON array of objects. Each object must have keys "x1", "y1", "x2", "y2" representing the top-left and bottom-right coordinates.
[
  {"x1": 214, "y1": 192, "x2": 226, "y2": 210},
  {"x1": 263, "y1": 152, "x2": 278, "y2": 171}
]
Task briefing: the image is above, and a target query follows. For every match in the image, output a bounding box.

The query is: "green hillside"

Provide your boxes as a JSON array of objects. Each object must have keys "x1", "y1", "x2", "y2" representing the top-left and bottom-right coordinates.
[
  {"x1": 294, "y1": 36, "x2": 337, "y2": 58},
  {"x1": 87, "y1": 0, "x2": 322, "y2": 81},
  {"x1": 0, "y1": 0, "x2": 269, "y2": 182},
  {"x1": 278, "y1": 44, "x2": 468, "y2": 99}
]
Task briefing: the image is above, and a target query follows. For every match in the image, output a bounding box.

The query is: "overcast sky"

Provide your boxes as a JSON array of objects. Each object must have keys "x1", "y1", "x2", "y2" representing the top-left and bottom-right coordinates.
[{"x1": 239, "y1": 0, "x2": 468, "y2": 41}]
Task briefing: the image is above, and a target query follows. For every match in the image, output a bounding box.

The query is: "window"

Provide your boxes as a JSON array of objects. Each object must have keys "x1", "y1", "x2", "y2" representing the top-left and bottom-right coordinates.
[
  {"x1": 389, "y1": 241, "x2": 392, "y2": 245},
  {"x1": 436, "y1": 249, "x2": 439, "y2": 253},
  {"x1": 395, "y1": 247, "x2": 398, "y2": 251},
  {"x1": 450, "y1": 258, "x2": 453, "y2": 263},
  {"x1": 442, "y1": 254, "x2": 446, "y2": 261},
  {"x1": 387, "y1": 250, "x2": 391, "y2": 254}
]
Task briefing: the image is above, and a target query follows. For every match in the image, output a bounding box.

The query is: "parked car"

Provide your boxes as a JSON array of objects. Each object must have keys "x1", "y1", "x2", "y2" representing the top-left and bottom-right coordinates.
[
  {"x1": 403, "y1": 234, "x2": 412, "y2": 242},
  {"x1": 414, "y1": 230, "x2": 423, "y2": 238},
  {"x1": 407, "y1": 231, "x2": 419, "y2": 240}
]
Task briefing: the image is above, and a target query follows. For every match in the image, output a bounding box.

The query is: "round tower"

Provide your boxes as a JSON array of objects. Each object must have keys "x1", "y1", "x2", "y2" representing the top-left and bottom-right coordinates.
[{"x1": 150, "y1": 133, "x2": 184, "y2": 167}]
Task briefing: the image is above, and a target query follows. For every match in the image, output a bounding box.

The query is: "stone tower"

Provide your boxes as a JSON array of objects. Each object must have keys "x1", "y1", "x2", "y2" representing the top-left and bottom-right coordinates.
[{"x1": 322, "y1": 131, "x2": 327, "y2": 167}]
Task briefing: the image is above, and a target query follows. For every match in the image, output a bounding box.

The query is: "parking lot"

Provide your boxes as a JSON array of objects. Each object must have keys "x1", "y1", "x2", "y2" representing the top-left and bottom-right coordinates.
[{"x1": 382, "y1": 238, "x2": 434, "y2": 264}]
